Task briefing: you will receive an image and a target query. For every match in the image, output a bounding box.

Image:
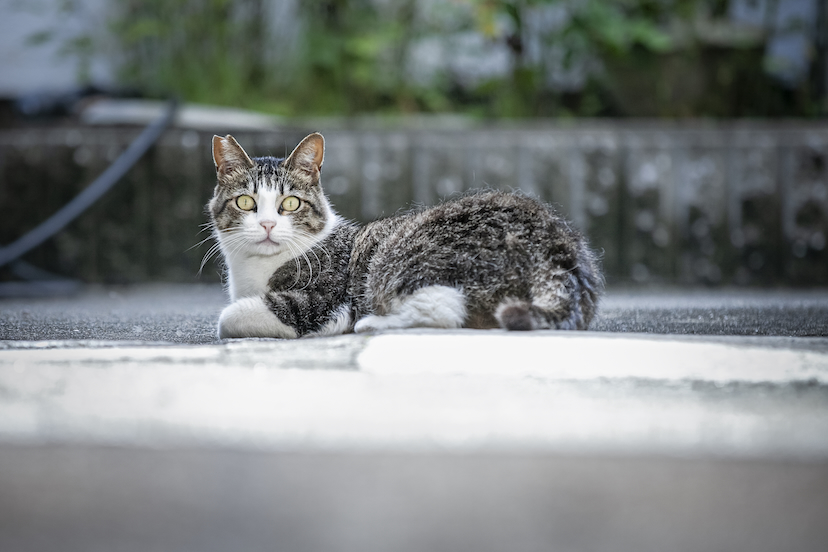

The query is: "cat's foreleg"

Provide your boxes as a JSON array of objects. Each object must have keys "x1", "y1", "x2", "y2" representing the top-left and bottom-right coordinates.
[
  {"x1": 354, "y1": 285, "x2": 466, "y2": 333},
  {"x1": 218, "y1": 296, "x2": 298, "y2": 339}
]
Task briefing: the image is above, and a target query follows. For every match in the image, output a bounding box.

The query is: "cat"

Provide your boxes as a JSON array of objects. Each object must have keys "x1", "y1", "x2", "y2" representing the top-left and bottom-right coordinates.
[{"x1": 208, "y1": 132, "x2": 602, "y2": 339}]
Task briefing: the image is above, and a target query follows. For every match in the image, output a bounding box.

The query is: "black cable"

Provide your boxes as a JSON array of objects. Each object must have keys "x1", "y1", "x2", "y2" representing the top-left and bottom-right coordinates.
[{"x1": 0, "y1": 98, "x2": 178, "y2": 268}]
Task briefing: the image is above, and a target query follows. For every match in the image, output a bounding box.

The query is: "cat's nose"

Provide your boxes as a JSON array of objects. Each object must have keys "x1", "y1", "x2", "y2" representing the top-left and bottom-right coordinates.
[{"x1": 260, "y1": 221, "x2": 276, "y2": 233}]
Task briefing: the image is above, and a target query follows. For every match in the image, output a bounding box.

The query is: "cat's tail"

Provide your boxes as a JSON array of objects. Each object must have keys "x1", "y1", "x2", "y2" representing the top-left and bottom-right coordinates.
[
  {"x1": 494, "y1": 256, "x2": 603, "y2": 331},
  {"x1": 494, "y1": 298, "x2": 540, "y2": 331}
]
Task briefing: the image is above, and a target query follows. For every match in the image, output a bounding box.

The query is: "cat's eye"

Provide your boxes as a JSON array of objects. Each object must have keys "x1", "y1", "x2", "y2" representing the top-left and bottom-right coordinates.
[
  {"x1": 281, "y1": 196, "x2": 301, "y2": 212},
  {"x1": 236, "y1": 195, "x2": 256, "y2": 211}
]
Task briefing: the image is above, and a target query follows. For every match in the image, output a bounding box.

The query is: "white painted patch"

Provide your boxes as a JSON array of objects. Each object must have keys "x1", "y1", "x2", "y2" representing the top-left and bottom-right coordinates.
[
  {"x1": 354, "y1": 286, "x2": 466, "y2": 333},
  {"x1": 358, "y1": 333, "x2": 828, "y2": 384},
  {"x1": 2, "y1": 334, "x2": 828, "y2": 457},
  {"x1": 308, "y1": 304, "x2": 353, "y2": 337},
  {"x1": 218, "y1": 296, "x2": 298, "y2": 339}
]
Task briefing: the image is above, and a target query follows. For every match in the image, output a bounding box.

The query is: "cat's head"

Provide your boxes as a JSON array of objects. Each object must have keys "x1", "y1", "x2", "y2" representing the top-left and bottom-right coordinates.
[{"x1": 208, "y1": 133, "x2": 337, "y2": 259}]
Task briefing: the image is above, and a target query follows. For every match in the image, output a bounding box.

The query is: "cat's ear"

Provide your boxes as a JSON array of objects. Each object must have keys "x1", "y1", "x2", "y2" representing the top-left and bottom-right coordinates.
[
  {"x1": 284, "y1": 133, "x2": 325, "y2": 179},
  {"x1": 212, "y1": 135, "x2": 254, "y2": 180}
]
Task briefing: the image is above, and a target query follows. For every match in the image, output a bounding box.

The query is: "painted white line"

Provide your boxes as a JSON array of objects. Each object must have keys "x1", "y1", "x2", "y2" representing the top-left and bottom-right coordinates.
[
  {"x1": 0, "y1": 345, "x2": 222, "y2": 364},
  {"x1": 358, "y1": 333, "x2": 828, "y2": 383},
  {"x1": 1, "y1": 334, "x2": 826, "y2": 457}
]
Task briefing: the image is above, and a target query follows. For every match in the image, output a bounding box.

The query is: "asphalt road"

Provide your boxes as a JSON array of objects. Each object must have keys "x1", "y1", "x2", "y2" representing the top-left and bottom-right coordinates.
[
  {"x1": 1, "y1": 284, "x2": 828, "y2": 343},
  {"x1": 1, "y1": 284, "x2": 827, "y2": 552}
]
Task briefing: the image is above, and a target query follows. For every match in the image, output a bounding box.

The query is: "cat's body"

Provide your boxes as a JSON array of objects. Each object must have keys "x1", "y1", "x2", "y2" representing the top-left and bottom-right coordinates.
[{"x1": 209, "y1": 133, "x2": 602, "y2": 339}]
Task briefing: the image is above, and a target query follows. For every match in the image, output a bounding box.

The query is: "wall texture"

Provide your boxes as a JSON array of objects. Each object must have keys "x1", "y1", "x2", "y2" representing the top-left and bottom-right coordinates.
[{"x1": 1, "y1": 122, "x2": 827, "y2": 286}]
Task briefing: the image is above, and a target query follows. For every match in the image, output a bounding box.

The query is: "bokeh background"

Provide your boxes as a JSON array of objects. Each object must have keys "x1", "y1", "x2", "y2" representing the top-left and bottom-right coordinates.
[{"x1": 1, "y1": 0, "x2": 827, "y2": 286}]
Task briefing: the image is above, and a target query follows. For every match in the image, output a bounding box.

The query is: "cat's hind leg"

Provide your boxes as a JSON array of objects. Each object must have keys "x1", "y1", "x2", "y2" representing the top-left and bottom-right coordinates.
[
  {"x1": 354, "y1": 285, "x2": 466, "y2": 333},
  {"x1": 218, "y1": 296, "x2": 299, "y2": 339}
]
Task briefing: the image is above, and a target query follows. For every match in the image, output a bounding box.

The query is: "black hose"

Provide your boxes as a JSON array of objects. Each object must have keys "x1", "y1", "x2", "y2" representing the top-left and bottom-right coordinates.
[{"x1": 0, "y1": 98, "x2": 178, "y2": 268}]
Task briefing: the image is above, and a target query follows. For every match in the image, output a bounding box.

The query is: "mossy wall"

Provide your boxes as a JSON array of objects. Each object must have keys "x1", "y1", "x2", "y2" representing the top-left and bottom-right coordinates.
[{"x1": 1, "y1": 122, "x2": 826, "y2": 285}]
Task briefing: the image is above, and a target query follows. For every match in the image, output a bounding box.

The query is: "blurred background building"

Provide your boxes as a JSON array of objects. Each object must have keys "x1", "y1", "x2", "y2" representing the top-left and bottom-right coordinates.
[{"x1": 1, "y1": 0, "x2": 827, "y2": 286}]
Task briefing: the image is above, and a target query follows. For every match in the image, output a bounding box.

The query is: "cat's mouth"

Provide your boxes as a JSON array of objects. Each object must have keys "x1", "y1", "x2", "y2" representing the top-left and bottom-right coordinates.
[{"x1": 257, "y1": 237, "x2": 280, "y2": 246}]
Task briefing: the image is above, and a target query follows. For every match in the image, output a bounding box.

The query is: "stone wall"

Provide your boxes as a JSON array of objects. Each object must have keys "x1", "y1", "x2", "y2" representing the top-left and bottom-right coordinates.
[{"x1": 1, "y1": 122, "x2": 827, "y2": 285}]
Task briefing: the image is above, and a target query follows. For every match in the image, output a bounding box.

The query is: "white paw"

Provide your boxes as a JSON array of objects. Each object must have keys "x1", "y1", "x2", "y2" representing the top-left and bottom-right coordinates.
[
  {"x1": 308, "y1": 304, "x2": 353, "y2": 337},
  {"x1": 218, "y1": 297, "x2": 298, "y2": 339},
  {"x1": 354, "y1": 315, "x2": 397, "y2": 334}
]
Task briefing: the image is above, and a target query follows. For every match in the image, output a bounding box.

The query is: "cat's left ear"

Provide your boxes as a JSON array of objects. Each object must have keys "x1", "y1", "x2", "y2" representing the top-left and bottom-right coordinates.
[{"x1": 285, "y1": 133, "x2": 325, "y2": 180}]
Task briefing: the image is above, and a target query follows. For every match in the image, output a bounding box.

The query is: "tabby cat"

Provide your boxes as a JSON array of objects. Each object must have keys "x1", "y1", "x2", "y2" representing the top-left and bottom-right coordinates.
[{"x1": 208, "y1": 133, "x2": 601, "y2": 339}]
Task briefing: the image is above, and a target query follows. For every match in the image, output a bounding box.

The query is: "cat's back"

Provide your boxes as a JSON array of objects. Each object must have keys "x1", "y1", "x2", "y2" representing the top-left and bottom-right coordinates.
[
  {"x1": 350, "y1": 190, "x2": 601, "y2": 329},
  {"x1": 365, "y1": 190, "x2": 579, "y2": 261}
]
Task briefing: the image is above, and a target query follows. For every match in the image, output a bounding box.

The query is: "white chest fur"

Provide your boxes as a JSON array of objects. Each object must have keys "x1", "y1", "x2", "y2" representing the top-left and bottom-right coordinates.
[{"x1": 226, "y1": 250, "x2": 293, "y2": 301}]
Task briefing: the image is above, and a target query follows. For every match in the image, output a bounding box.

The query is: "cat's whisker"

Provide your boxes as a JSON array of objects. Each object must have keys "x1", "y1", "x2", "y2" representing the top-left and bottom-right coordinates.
[
  {"x1": 198, "y1": 241, "x2": 227, "y2": 275},
  {"x1": 281, "y1": 240, "x2": 305, "y2": 290},
  {"x1": 189, "y1": 223, "x2": 225, "y2": 260},
  {"x1": 287, "y1": 240, "x2": 316, "y2": 290},
  {"x1": 291, "y1": 230, "x2": 329, "y2": 261},
  {"x1": 298, "y1": 249, "x2": 314, "y2": 290},
  {"x1": 291, "y1": 233, "x2": 328, "y2": 290},
  {"x1": 284, "y1": 243, "x2": 308, "y2": 286},
  {"x1": 302, "y1": 244, "x2": 324, "y2": 282},
  {"x1": 226, "y1": 235, "x2": 251, "y2": 257},
  {"x1": 187, "y1": 234, "x2": 217, "y2": 253},
  {"x1": 285, "y1": 234, "x2": 327, "y2": 288},
  {"x1": 209, "y1": 232, "x2": 248, "y2": 266},
  {"x1": 288, "y1": 235, "x2": 322, "y2": 268}
]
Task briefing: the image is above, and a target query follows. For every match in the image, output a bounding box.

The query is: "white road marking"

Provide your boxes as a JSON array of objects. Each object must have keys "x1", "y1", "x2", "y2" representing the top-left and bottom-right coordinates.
[
  {"x1": 358, "y1": 332, "x2": 828, "y2": 383},
  {"x1": 0, "y1": 333, "x2": 827, "y2": 458}
]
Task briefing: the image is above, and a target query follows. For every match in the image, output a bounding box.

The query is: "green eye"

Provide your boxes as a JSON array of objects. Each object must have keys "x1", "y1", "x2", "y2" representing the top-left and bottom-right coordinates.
[
  {"x1": 236, "y1": 195, "x2": 255, "y2": 211},
  {"x1": 281, "y1": 196, "x2": 300, "y2": 212}
]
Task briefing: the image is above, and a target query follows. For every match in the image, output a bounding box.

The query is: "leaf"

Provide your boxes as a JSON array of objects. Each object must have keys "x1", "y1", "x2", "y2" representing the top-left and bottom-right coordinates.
[{"x1": 26, "y1": 29, "x2": 54, "y2": 46}]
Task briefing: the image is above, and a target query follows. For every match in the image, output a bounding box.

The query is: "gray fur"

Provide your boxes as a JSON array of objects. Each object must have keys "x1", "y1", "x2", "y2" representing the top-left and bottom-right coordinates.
[{"x1": 208, "y1": 133, "x2": 602, "y2": 338}]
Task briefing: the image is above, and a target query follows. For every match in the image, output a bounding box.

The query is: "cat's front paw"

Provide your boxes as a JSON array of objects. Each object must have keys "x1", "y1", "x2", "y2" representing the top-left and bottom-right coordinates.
[
  {"x1": 353, "y1": 315, "x2": 397, "y2": 334},
  {"x1": 218, "y1": 297, "x2": 298, "y2": 339}
]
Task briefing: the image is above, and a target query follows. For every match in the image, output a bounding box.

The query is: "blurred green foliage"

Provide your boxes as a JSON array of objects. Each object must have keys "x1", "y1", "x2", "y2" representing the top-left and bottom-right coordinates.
[
  {"x1": 291, "y1": 0, "x2": 421, "y2": 113},
  {"x1": 114, "y1": 0, "x2": 271, "y2": 107},
  {"x1": 37, "y1": 0, "x2": 828, "y2": 117}
]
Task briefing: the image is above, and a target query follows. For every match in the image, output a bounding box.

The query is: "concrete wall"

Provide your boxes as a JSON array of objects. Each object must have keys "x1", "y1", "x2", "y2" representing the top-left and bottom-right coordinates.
[{"x1": 1, "y1": 122, "x2": 827, "y2": 286}]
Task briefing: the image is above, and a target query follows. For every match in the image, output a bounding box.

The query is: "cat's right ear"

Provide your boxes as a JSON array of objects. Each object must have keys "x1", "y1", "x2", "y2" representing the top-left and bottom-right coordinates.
[{"x1": 212, "y1": 135, "x2": 254, "y2": 181}]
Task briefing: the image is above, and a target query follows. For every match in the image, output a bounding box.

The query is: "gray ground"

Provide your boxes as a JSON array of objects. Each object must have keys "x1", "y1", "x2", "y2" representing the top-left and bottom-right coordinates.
[
  {"x1": 1, "y1": 285, "x2": 828, "y2": 552},
  {"x1": 2, "y1": 284, "x2": 828, "y2": 343}
]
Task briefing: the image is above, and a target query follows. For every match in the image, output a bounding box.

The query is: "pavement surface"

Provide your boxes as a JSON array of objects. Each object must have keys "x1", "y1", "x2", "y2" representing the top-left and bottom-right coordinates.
[
  {"x1": 1, "y1": 285, "x2": 828, "y2": 552},
  {"x1": 2, "y1": 284, "x2": 828, "y2": 343}
]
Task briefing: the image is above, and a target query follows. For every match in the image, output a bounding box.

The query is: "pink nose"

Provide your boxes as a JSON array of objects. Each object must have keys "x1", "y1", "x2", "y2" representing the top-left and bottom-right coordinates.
[{"x1": 260, "y1": 221, "x2": 275, "y2": 233}]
